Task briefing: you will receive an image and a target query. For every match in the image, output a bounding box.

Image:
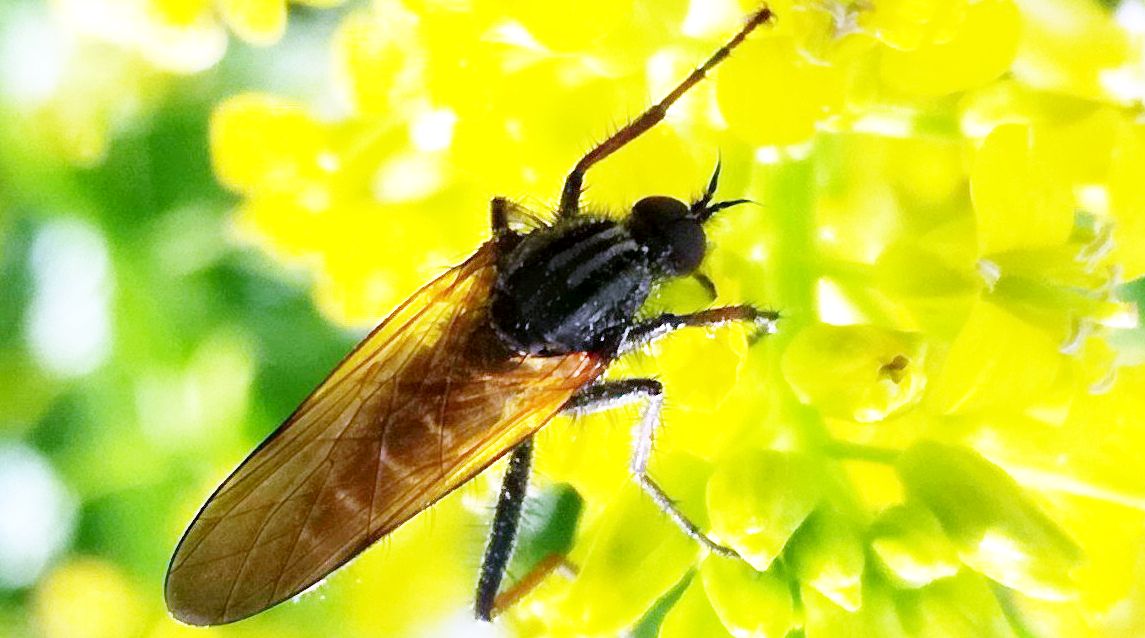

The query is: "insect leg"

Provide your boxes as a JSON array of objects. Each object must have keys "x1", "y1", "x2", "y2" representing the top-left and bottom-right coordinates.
[
  {"x1": 563, "y1": 379, "x2": 739, "y2": 558},
  {"x1": 557, "y1": 5, "x2": 775, "y2": 218},
  {"x1": 692, "y1": 272, "x2": 719, "y2": 301},
  {"x1": 490, "y1": 197, "x2": 513, "y2": 237},
  {"x1": 484, "y1": 554, "x2": 578, "y2": 621},
  {"x1": 475, "y1": 437, "x2": 534, "y2": 621},
  {"x1": 618, "y1": 305, "x2": 780, "y2": 356},
  {"x1": 492, "y1": 196, "x2": 541, "y2": 238}
]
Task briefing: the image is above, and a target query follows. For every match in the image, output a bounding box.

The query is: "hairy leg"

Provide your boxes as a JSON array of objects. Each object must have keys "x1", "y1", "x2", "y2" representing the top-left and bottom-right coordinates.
[
  {"x1": 618, "y1": 305, "x2": 779, "y2": 356},
  {"x1": 492, "y1": 197, "x2": 540, "y2": 237},
  {"x1": 473, "y1": 299, "x2": 777, "y2": 618},
  {"x1": 475, "y1": 438, "x2": 534, "y2": 621},
  {"x1": 564, "y1": 379, "x2": 738, "y2": 557}
]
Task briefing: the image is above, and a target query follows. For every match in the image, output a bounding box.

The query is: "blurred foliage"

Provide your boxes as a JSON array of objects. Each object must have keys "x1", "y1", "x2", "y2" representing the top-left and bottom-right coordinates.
[{"x1": 5, "y1": 0, "x2": 1145, "y2": 637}]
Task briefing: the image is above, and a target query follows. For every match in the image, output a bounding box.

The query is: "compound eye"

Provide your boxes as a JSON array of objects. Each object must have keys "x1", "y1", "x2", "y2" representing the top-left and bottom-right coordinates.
[
  {"x1": 632, "y1": 196, "x2": 689, "y2": 222},
  {"x1": 667, "y1": 220, "x2": 705, "y2": 274},
  {"x1": 628, "y1": 196, "x2": 705, "y2": 275}
]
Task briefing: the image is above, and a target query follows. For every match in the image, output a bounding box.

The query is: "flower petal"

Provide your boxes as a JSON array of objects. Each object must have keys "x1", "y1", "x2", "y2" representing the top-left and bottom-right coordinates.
[
  {"x1": 218, "y1": 0, "x2": 287, "y2": 45},
  {"x1": 879, "y1": 0, "x2": 1018, "y2": 97},
  {"x1": 210, "y1": 93, "x2": 330, "y2": 194},
  {"x1": 659, "y1": 578, "x2": 733, "y2": 638},
  {"x1": 787, "y1": 508, "x2": 866, "y2": 611},
  {"x1": 782, "y1": 323, "x2": 927, "y2": 423},
  {"x1": 970, "y1": 123, "x2": 1073, "y2": 256},
  {"x1": 870, "y1": 503, "x2": 960, "y2": 588},
  {"x1": 928, "y1": 299, "x2": 1063, "y2": 415},
  {"x1": 700, "y1": 556, "x2": 794, "y2": 638},
  {"x1": 707, "y1": 449, "x2": 822, "y2": 571},
  {"x1": 897, "y1": 441, "x2": 1082, "y2": 600},
  {"x1": 716, "y1": 35, "x2": 844, "y2": 148}
]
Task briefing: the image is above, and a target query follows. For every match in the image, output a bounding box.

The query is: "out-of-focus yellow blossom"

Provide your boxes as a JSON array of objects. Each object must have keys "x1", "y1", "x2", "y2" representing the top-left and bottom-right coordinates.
[
  {"x1": 1110, "y1": 121, "x2": 1145, "y2": 280},
  {"x1": 551, "y1": 468, "x2": 699, "y2": 633},
  {"x1": 52, "y1": 0, "x2": 344, "y2": 70},
  {"x1": 1013, "y1": 0, "x2": 1132, "y2": 101},
  {"x1": 860, "y1": 0, "x2": 969, "y2": 51},
  {"x1": 718, "y1": 34, "x2": 846, "y2": 147},
  {"x1": 702, "y1": 555, "x2": 795, "y2": 638},
  {"x1": 34, "y1": 558, "x2": 143, "y2": 638},
  {"x1": 0, "y1": 3, "x2": 164, "y2": 166},
  {"x1": 879, "y1": 0, "x2": 1020, "y2": 97},
  {"x1": 659, "y1": 576, "x2": 732, "y2": 638},
  {"x1": 204, "y1": 0, "x2": 1145, "y2": 636},
  {"x1": 52, "y1": 0, "x2": 225, "y2": 73},
  {"x1": 708, "y1": 449, "x2": 823, "y2": 571},
  {"x1": 899, "y1": 441, "x2": 1083, "y2": 600},
  {"x1": 869, "y1": 502, "x2": 961, "y2": 588},
  {"x1": 14, "y1": 0, "x2": 343, "y2": 167},
  {"x1": 787, "y1": 507, "x2": 866, "y2": 610},
  {"x1": 782, "y1": 323, "x2": 927, "y2": 422}
]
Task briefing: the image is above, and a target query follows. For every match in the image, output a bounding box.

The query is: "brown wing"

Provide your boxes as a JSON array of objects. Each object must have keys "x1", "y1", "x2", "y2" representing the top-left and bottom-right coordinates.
[{"x1": 165, "y1": 243, "x2": 606, "y2": 626}]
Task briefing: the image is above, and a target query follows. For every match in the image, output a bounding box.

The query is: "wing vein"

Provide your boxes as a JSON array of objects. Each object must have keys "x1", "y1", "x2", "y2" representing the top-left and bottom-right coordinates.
[
  {"x1": 221, "y1": 457, "x2": 334, "y2": 619},
  {"x1": 216, "y1": 265, "x2": 473, "y2": 501},
  {"x1": 166, "y1": 246, "x2": 609, "y2": 625}
]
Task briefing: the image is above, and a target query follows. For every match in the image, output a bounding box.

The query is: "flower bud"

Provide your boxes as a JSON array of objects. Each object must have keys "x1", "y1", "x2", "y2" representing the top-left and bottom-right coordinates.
[
  {"x1": 700, "y1": 556, "x2": 794, "y2": 638},
  {"x1": 707, "y1": 450, "x2": 822, "y2": 572},
  {"x1": 787, "y1": 508, "x2": 866, "y2": 611},
  {"x1": 897, "y1": 441, "x2": 1082, "y2": 600},
  {"x1": 782, "y1": 323, "x2": 926, "y2": 423},
  {"x1": 870, "y1": 503, "x2": 960, "y2": 588}
]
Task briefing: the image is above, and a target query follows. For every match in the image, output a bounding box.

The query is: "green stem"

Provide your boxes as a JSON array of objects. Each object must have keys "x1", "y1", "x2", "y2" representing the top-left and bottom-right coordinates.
[
  {"x1": 991, "y1": 583, "x2": 1041, "y2": 638},
  {"x1": 761, "y1": 156, "x2": 829, "y2": 453},
  {"x1": 757, "y1": 153, "x2": 885, "y2": 522},
  {"x1": 822, "y1": 440, "x2": 900, "y2": 465}
]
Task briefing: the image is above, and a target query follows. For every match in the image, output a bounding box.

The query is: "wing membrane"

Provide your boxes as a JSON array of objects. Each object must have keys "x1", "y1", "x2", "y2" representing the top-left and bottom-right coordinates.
[{"x1": 165, "y1": 243, "x2": 605, "y2": 625}]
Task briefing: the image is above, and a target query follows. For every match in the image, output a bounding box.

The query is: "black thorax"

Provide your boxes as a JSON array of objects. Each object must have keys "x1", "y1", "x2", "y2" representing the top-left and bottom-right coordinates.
[{"x1": 490, "y1": 219, "x2": 653, "y2": 356}]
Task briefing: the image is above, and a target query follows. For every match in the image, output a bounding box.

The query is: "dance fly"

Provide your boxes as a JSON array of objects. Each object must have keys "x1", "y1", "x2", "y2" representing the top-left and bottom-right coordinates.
[{"x1": 166, "y1": 5, "x2": 778, "y2": 625}]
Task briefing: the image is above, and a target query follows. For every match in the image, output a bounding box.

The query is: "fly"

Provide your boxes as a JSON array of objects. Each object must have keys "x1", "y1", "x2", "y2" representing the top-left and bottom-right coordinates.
[{"x1": 165, "y1": 4, "x2": 777, "y2": 626}]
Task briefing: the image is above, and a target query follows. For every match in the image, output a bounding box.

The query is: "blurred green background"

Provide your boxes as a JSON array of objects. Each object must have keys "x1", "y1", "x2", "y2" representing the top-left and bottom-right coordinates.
[{"x1": 0, "y1": 4, "x2": 390, "y2": 636}]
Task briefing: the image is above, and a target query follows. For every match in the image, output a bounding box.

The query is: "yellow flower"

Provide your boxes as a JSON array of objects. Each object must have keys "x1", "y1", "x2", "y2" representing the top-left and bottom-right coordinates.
[
  {"x1": 52, "y1": 0, "x2": 345, "y2": 72},
  {"x1": 34, "y1": 558, "x2": 143, "y2": 638},
  {"x1": 878, "y1": 0, "x2": 1020, "y2": 97},
  {"x1": 206, "y1": 0, "x2": 1145, "y2": 635}
]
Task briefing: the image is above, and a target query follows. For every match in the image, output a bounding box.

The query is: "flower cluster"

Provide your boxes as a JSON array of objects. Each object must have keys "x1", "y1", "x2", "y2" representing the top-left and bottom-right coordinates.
[
  {"x1": 54, "y1": 0, "x2": 344, "y2": 70},
  {"x1": 207, "y1": 0, "x2": 1145, "y2": 635},
  {"x1": 14, "y1": 0, "x2": 345, "y2": 164}
]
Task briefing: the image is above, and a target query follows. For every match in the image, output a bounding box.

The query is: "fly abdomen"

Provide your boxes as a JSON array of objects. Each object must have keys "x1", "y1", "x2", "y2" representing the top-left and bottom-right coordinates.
[{"x1": 491, "y1": 219, "x2": 652, "y2": 356}]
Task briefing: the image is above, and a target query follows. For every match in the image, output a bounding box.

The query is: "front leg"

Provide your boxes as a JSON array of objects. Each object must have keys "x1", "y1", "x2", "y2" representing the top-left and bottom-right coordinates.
[
  {"x1": 492, "y1": 197, "x2": 547, "y2": 235},
  {"x1": 490, "y1": 197, "x2": 520, "y2": 239},
  {"x1": 618, "y1": 304, "x2": 779, "y2": 356},
  {"x1": 564, "y1": 379, "x2": 739, "y2": 558}
]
